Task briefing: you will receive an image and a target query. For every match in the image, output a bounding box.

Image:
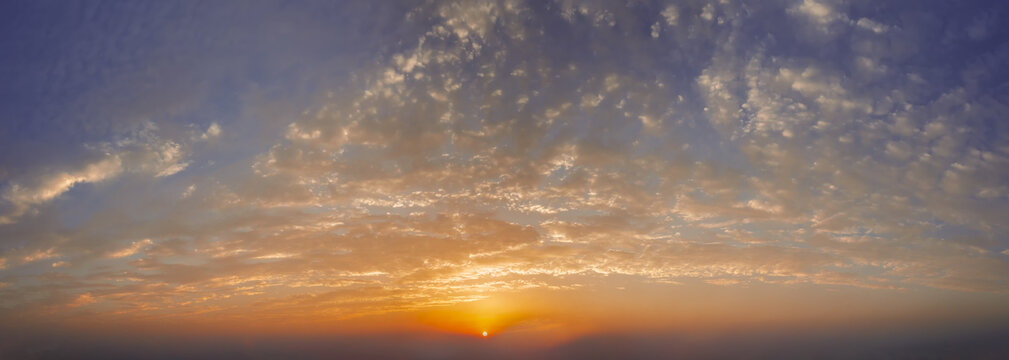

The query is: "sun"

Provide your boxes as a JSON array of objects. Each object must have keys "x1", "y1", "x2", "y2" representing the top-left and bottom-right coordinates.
[{"x1": 482, "y1": 331, "x2": 488, "y2": 337}]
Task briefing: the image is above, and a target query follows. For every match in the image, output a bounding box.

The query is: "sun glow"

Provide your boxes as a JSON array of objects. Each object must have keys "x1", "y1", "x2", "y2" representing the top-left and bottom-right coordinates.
[{"x1": 482, "y1": 331, "x2": 488, "y2": 337}]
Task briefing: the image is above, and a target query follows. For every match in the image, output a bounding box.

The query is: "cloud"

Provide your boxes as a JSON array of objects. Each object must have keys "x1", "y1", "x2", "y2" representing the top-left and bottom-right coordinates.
[
  {"x1": 661, "y1": 5, "x2": 679, "y2": 26},
  {"x1": 21, "y1": 247, "x2": 59, "y2": 263},
  {"x1": 1, "y1": 121, "x2": 191, "y2": 223},
  {"x1": 1, "y1": 156, "x2": 122, "y2": 224},
  {"x1": 789, "y1": 0, "x2": 842, "y2": 26},
  {"x1": 855, "y1": 18, "x2": 890, "y2": 34},
  {"x1": 108, "y1": 239, "x2": 153, "y2": 258},
  {"x1": 207, "y1": 0, "x2": 1009, "y2": 299},
  {"x1": 1, "y1": 0, "x2": 1007, "y2": 333},
  {"x1": 200, "y1": 122, "x2": 221, "y2": 140}
]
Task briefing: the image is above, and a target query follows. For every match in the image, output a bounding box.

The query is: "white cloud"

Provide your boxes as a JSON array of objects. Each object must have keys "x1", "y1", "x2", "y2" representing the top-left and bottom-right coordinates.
[
  {"x1": 1, "y1": 155, "x2": 123, "y2": 223},
  {"x1": 182, "y1": 184, "x2": 196, "y2": 198},
  {"x1": 790, "y1": 0, "x2": 840, "y2": 25},
  {"x1": 855, "y1": 18, "x2": 890, "y2": 34},
  {"x1": 885, "y1": 141, "x2": 912, "y2": 160},
  {"x1": 108, "y1": 239, "x2": 153, "y2": 258},
  {"x1": 1, "y1": 122, "x2": 193, "y2": 223},
  {"x1": 661, "y1": 5, "x2": 678, "y2": 26},
  {"x1": 22, "y1": 248, "x2": 59, "y2": 263},
  {"x1": 700, "y1": 4, "x2": 715, "y2": 22},
  {"x1": 201, "y1": 122, "x2": 221, "y2": 140}
]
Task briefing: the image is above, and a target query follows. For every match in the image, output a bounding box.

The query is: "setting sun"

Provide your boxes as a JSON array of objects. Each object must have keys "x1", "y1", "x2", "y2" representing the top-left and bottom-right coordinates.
[{"x1": 482, "y1": 331, "x2": 488, "y2": 337}]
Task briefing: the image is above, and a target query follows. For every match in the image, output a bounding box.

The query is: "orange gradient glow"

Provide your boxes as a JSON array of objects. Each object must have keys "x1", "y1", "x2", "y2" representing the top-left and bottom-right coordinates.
[{"x1": 2, "y1": 1, "x2": 1009, "y2": 358}]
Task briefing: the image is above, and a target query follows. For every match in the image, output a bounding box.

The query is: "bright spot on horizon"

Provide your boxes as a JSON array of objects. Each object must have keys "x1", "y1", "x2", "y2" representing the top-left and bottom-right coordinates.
[{"x1": 482, "y1": 331, "x2": 488, "y2": 337}]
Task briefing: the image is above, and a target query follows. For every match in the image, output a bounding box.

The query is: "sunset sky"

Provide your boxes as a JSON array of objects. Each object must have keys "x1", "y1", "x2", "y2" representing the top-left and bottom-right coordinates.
[{"x1": 2, "y1": 0, "x2": 1009, "y2": 358}]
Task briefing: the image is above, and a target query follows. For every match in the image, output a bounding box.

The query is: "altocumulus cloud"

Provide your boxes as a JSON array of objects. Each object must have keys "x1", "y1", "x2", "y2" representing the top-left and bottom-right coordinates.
[{"x1": 0, "y1": 0, "x2": 1008, "y2": 335}]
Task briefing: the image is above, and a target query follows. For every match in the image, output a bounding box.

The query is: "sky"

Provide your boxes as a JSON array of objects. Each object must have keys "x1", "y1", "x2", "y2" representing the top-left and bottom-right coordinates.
[{"x1": 1, "y1": 0, "x2": 1009, "y2": 358}]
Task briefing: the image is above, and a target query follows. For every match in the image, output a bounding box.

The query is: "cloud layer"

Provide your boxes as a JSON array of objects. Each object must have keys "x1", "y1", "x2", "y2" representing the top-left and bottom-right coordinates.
[{"x1": 1, "y1": 0, "x2": 1008, "y2": 339}]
